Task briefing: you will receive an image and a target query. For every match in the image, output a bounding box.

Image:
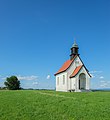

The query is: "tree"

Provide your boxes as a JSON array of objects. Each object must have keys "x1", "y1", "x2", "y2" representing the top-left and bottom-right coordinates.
[{"x1": 4, "y1": 76, "x2": 20, "y2": 90}]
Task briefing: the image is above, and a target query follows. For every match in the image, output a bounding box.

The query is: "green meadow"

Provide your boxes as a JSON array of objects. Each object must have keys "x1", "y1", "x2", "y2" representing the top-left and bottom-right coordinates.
[{"x1": 0, "y1": 90, "x2": 110, "y2": 120}]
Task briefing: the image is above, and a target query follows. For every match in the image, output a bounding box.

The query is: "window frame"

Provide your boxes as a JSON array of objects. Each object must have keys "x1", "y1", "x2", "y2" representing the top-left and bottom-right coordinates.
[{"x1": 63, "y1": 75, "x2": 65, "y2": 85}]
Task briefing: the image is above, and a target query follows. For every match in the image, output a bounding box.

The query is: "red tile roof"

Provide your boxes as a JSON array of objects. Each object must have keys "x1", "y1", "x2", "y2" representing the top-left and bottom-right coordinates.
[
  {"x1": 70, "y1": 65, "x2": 83, "y2": 78},
  {"x1": 54, "y1": 55, "x2": 77, "y2": 76}
]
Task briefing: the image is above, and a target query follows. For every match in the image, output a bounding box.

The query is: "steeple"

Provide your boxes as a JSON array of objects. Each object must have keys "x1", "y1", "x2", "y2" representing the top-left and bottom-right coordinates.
[{"x1": 70, "y1": 40, "x2": 79, "y2": 60}]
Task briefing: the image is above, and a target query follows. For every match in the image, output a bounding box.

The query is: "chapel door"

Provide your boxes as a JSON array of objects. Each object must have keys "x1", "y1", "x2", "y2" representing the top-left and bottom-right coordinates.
[{"x1": 79, "y1": 73, "x2": 86, "y2": 89}]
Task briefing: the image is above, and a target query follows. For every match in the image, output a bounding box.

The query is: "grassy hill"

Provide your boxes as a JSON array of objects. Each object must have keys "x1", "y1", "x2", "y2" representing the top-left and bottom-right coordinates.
[{"x1": 0, "y1": 90, "x2": 110, "y2": 120}]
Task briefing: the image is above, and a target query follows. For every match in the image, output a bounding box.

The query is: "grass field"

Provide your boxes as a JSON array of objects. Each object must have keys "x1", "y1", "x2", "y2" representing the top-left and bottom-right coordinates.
[{"x1": 0, "y1": 90, "x2": 110, "y2": 120}]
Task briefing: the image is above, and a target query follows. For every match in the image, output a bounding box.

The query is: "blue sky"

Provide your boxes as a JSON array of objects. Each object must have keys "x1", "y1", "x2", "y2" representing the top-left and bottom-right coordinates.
[{"x1": 0, "y1": 0, "x2": 110, "y2": 89}]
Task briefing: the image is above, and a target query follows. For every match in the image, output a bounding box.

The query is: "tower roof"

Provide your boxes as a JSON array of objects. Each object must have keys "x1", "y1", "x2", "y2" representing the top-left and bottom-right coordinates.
[{"x1": 72, "y1": 40, "x2": 79, "y2": 48}]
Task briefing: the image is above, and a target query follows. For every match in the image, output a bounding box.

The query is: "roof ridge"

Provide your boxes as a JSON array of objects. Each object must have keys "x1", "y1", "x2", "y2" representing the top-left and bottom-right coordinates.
[{"x1": 54, "y1": 55, "x2": 77, "y2": 76}]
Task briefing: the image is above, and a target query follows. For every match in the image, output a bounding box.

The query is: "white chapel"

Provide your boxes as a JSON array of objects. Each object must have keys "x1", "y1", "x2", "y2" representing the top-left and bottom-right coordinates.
[{"x1": 54, "y1": 41, "x2": 91, "y2": 92}]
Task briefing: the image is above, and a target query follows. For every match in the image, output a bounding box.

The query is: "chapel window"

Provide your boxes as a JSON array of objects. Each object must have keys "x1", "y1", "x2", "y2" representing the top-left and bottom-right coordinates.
[{"x1": 63, "y1": 75, "x2": 65, "y2": 85}]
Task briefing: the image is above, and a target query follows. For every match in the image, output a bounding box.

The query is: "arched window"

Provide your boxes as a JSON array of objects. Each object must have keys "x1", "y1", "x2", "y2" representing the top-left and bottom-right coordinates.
[{"x1": 63, "y1": 75, "x2": 65, "y2": 85}]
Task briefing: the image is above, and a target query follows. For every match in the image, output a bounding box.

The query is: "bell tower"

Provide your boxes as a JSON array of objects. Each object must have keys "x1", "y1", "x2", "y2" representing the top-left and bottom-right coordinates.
[{"x1": 70, "y1": 40, "x2": 79, "y2": 60}]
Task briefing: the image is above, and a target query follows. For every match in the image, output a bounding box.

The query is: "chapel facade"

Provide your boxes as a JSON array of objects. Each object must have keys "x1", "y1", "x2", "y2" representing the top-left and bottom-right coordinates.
[{"x1": 54, "y1": 41, "x2": 91, "y2": 92}]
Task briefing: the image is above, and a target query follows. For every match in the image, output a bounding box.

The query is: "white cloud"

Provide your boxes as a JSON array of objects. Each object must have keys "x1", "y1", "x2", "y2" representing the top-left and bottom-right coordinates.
[
  {"x1": 17, "y1": 75, "x2": 38, "y2": 80},
  {"x1": 90, "y1": 71, "x2": 103, "y2": 74},
  {"x1": 46, "y1": 75, "x2": 51, "y2": 80},
  {"x1": 100, "y1": 84, "x2": 106, "y2": 87},
  {"x1": 1, "y1": 75, "x2": 38, "y2": 81},
  {"x1": 100, "y1": 80, "x2": 105, "y2": 83},
  {"x1": 1, "y1": 77, "x2": 6, "y2": 80},
  {"x1": 90, "y1": 70, "x2": 105, "y2": 80},
  {"x1": 1, "y1": 76, "x2": 9, "y2": 80},
  {"x1": 99, "y1": 76, "x2": 104, "y2": 79},
  {"x1": 32, "y1": 82, "x2": 38, "y2": 85},
  {"x1": 100, "y1": 81, "x2": 110, "y2": 88},
  {"x1": 100, "y1": 83, "x2": 108, "y2": 87}
]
